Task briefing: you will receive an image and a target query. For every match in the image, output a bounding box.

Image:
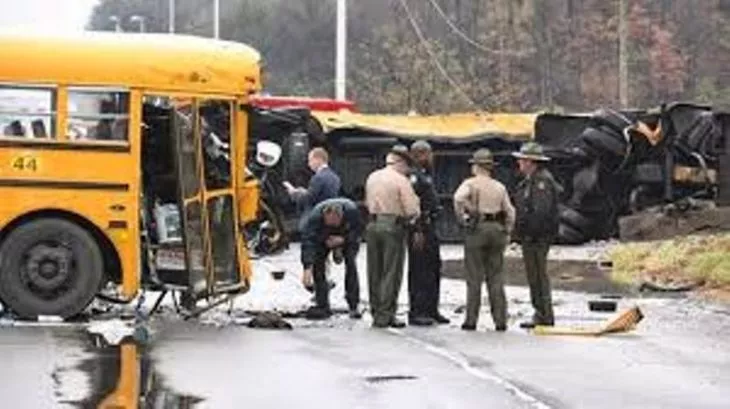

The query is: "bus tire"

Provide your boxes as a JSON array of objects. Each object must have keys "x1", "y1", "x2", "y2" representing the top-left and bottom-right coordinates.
[
  {"x1": 0, "y1": 218, "x2": 104, "y2": 319},
  {"x1": 592, "y1": 108, "x2": 632, "y2": 134}
]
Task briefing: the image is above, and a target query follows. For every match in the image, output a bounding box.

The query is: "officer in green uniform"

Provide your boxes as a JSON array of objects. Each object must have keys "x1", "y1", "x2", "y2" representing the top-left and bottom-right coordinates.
[
  {"x1": 512, "y1": 142, "x2": 561, "y2": 329},
  {"x1": 365, "y1": 145, "x2": 421, "y2": 328},
  {"x1": 453, "y1": 149, "x2": 515, "y2": 332}
]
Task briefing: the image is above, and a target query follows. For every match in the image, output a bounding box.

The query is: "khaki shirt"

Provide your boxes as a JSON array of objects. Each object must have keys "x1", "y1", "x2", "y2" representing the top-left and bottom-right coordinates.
[
  {"x1": 453, "y1": 174, "x2": 516, "y2": 231},
  {"x1": 365, "y1": 166, "x2": 421, "y2": 218}
]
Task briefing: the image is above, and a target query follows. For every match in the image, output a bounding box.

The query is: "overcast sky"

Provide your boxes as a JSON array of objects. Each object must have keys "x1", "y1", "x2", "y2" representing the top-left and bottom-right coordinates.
[{"x1": 0, "y1": 0, "x2": 98, "y2": 33}]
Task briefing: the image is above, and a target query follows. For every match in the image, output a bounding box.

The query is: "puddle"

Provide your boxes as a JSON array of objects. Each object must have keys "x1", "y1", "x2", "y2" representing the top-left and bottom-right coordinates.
[{"x1": 57, "y1": 321, "x2": 203, "y2": 408}]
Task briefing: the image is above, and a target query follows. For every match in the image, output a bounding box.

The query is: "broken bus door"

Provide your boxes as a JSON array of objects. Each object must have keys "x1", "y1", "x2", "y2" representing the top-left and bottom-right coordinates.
[{"x1": 171, "y1": 97, "x2": 245, "y2": 306}]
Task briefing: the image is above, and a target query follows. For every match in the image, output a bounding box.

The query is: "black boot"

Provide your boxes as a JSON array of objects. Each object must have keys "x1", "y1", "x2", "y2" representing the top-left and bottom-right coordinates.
[
  {"x1": 432, "y1": 312, "x2": 451, "y2": 324},
  {"x1": 409, "y1": 316, "x2": 435, "y2": 326},
  {"x1": 305, "y1": 306, "x2": 332, "y2": 320}
]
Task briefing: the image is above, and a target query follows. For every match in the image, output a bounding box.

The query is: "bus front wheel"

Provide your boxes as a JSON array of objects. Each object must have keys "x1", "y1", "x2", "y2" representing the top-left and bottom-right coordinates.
[{"x1": 0, "y1": 218, "x2": 104, "y2": 319}]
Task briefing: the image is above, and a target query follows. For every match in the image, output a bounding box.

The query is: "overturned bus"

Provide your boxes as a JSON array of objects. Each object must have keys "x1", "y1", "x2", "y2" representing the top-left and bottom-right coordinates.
[{"x1": 248, "y1": 100, "x2": 730, "y2": 247}]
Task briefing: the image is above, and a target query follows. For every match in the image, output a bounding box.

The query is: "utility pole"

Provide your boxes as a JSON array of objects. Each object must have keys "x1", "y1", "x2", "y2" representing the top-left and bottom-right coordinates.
[
  {"x1": 169, "y1": 0, "x2": 175, "y2": 33},
  {"x1": 335, "y1": 0, "x2": 347, "y2": 100},
  {"x1": 213, "y1": 0, "x2": 220, "y2": 39},
  {"x1": 618, "y1": 0, "x2": 629, "y2": 108}
]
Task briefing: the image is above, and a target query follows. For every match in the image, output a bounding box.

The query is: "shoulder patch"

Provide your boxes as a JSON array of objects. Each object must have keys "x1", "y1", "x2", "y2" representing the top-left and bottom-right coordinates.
[{"x1": 409, "y1": 174, "x2": 418, "y2": 184}]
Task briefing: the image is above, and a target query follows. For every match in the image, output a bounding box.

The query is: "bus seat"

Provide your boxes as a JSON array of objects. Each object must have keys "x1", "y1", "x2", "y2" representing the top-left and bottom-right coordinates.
[{"x1": 31, "y1": 119, "x2": 48, "y2": 138}]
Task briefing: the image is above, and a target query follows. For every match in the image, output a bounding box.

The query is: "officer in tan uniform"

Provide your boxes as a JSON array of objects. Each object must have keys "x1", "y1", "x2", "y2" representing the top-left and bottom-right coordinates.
[
  {"x1": 453, "y1": 148, "x2": 515, "y2": 332},
  {"x1": 365, "y1": 145, "x2": 421, "y2": 328}
]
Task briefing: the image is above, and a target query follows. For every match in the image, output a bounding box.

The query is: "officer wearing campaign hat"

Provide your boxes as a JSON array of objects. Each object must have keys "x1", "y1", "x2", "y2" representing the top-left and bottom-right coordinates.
[
  {"x1": 364, "y1": 144, "x2": 421, "y2": 328},
  {"x1": 512, "y1": 142, "x2": 561, "y2": 329},
  {"x1": 453, "y1": 148, "x2": 515, "y2": 332}
]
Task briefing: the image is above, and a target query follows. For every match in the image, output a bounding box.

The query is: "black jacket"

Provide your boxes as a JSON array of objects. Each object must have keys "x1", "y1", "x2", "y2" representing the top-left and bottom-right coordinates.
[
  {"x1": 296, "y1": 166, "x2": 342, "y2": 212},
  {"x1": 514, "y1": 168, "x2": 561, "y2": 243},
  {"x1": 299, "y1": 198, "x2": 362, "y2": 268},
  {"x1": 409, "y1": 166, "x2": 441, "y2": 230}
]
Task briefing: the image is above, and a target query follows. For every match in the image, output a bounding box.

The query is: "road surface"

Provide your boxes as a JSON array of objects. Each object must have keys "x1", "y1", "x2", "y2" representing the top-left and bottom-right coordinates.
[{"x1": 0, "y1": 245, "x2": 728, "y2": 408}]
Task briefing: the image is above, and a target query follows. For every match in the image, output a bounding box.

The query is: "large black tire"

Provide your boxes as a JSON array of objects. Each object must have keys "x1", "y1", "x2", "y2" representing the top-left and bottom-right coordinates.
[
  {"x1": 580, "y1": 127, "x2": 628, "y2": 157},
  {"x1": 559, "y1": 206, "x2": 593, "y2": 234},
  {"x1": 592, "y1": 108, "x2": 632, "y2": 134},
  {"x1": 0, "y1": 218, "x2": 104, "y2": 319},
  {"x1": 557, "y1": 223, "x2": 586, "y2": 245},
  {"x1": 569, "y1": 162, "x2": 600, "y2": 206}
]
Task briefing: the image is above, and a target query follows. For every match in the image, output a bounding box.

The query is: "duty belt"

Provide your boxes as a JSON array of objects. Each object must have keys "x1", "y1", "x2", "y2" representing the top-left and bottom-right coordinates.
[
  {"x1": 369, "y1": 214, "x2": 405, "y2": 224},
  {"x1": 478, "y1": 213, "x2": 501, "y2": 222}
]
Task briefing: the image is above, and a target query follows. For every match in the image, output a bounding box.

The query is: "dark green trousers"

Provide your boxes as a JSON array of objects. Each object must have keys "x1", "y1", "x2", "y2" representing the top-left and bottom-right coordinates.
[
  {"x1": 366, "y1": 216, "x2": 406, "y2": 326},
  {"x1": 463, "y1": 222, "x2": 508, "y2": 328},
  {"x1": 521, "y1": 241, "x2": 554, "y2": 325}
]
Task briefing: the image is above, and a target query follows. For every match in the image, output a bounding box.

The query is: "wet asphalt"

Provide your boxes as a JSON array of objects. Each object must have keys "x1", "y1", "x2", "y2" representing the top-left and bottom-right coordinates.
[{"x1": 1, "y1": 244, "x2": 729, "y2": 409}]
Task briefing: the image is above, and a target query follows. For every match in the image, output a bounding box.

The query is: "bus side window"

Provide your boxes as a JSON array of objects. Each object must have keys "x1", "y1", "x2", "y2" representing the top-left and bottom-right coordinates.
[
  {"x1": 0, "y1": 85, "x2": 57, "y2": 139},
  {"x1": 67, "y1": 88, "x2": 130, "y2": 141}
]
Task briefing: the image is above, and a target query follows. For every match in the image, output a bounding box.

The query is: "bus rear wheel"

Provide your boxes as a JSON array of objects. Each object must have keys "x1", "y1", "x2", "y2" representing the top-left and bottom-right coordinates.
[{"x1": 0, "y1": 218, "x2": 104, "y2": 319}]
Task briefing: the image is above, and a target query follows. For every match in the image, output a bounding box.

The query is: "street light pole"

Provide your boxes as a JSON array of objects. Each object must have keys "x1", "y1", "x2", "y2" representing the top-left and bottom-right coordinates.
[
  {"x1": 213, "y1": 0, "x2": 220, "y2": 39},
  {"x1": 168, "y1": 0, "x2": 175, "y2": 33},
  {"x1": 335, "y1": 0, "x2": 347, "y2": 101}
]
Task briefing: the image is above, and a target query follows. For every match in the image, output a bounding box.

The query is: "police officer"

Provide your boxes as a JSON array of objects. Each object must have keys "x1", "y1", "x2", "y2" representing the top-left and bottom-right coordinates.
[
  {"x1": 365, "y1": 145, "x2": 421, "y2": 328},
  {"x1": 407, "y1": 141, "x2": 450, "y2": 326},
  {"x1": 512, "y1": 142, "x2": 560, "y2": 329},
  {"x1": 453, "y1": 148, "x2": 515, "y2": 332},
  {"x1": 300, "y1": 198, "x2": 363, "y2": 320}
]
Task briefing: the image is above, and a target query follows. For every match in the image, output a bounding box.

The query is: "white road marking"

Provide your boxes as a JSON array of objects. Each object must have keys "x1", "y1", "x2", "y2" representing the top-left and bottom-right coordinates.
[{"x1": 388, "y1": 328, "x2": 553, "y2": 409}]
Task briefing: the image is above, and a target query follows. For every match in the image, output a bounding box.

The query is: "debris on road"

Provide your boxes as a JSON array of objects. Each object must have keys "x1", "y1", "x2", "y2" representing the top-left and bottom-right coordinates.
[
  {"x1": 533, "y1": 306, "x2": 644, "y2": 336},
  {"x1": 246, "y1": 311, "x2": 293, "y2": 330},
  {"x1": 588, "y1": 299, "x2": 618, "y2": 312}
]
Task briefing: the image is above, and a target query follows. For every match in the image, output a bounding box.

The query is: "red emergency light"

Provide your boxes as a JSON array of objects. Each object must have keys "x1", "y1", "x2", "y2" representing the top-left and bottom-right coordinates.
[{"x1": 250, "y1": 95, "x2": 357, "y2": 112}]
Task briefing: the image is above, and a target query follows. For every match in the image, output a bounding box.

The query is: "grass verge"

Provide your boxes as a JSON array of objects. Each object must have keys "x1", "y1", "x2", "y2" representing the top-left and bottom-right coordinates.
[{"x1": 610, "y1": 234, "x2": 730, "y2": 297}]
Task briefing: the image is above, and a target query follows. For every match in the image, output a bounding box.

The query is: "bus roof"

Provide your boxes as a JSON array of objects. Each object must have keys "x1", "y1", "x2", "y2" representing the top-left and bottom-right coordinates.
[
  {"x1": 311, "y1": 111, "x2": 537, "y2": 142},
  {"x1": 0, "y1": 31, "x2": 261, "y2": 96}
]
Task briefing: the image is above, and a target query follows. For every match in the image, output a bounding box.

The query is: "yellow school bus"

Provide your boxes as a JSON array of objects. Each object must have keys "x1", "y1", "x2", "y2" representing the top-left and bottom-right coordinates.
[{"x1": 0, "y1": 31, "x2": 262, "y2": 319}]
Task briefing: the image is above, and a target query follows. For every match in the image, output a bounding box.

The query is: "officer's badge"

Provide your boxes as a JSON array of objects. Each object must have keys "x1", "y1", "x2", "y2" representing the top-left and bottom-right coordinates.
[
  {"x1": 410, "y1": 175, "x2": 417, "y2": 184},
  {"x1": 538, "y1": 181, "x2": 546, "y2": 190}
]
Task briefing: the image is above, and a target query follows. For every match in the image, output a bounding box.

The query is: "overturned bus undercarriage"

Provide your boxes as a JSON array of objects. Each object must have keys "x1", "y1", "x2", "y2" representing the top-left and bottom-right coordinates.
[{"x1": 248, "y1": 102, "x2": 730, "y2": 246}]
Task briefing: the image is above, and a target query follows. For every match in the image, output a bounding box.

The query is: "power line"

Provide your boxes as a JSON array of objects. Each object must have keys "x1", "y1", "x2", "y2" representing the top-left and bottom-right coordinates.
[
  {"x1": 396, "y1": 0, "x2": 480, "y2": 110},
  {"x1": 426, "y1": 0, "x2": 533, "y2": 57}
]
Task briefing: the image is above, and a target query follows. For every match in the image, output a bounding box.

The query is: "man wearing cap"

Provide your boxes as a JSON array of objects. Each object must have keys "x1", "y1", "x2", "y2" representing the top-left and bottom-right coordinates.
[
  {"x1": 453, "y1": 148, "x2": 515, "y2": 332},
  {"x1": 299, "y1": 197, "x2": 363, "y2": 319},
  {"x1": 407, "y1": 141, "x2": 450, "y2": 326},
  {"x1": 365, "y1": 145, "x2": 421, "y2": 328},
  {"x1": 512, "y1": 142, "x2": 561, "y2": 329}
]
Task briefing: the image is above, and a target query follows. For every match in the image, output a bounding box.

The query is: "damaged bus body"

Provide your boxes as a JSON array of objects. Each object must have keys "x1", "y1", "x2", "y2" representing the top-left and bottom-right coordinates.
[
  {"x1": 535, "y1": 103, "x2": 730, "y2": 243},
  {"x1": 248, "y1": 101, "x2": 730, "y2": 246},
  {"x1": 0, "y1": 32, "x2": 263, "y2": 319},
  {"x1": 246, "y1": 107, "x2": 535, "y2": 243}
]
